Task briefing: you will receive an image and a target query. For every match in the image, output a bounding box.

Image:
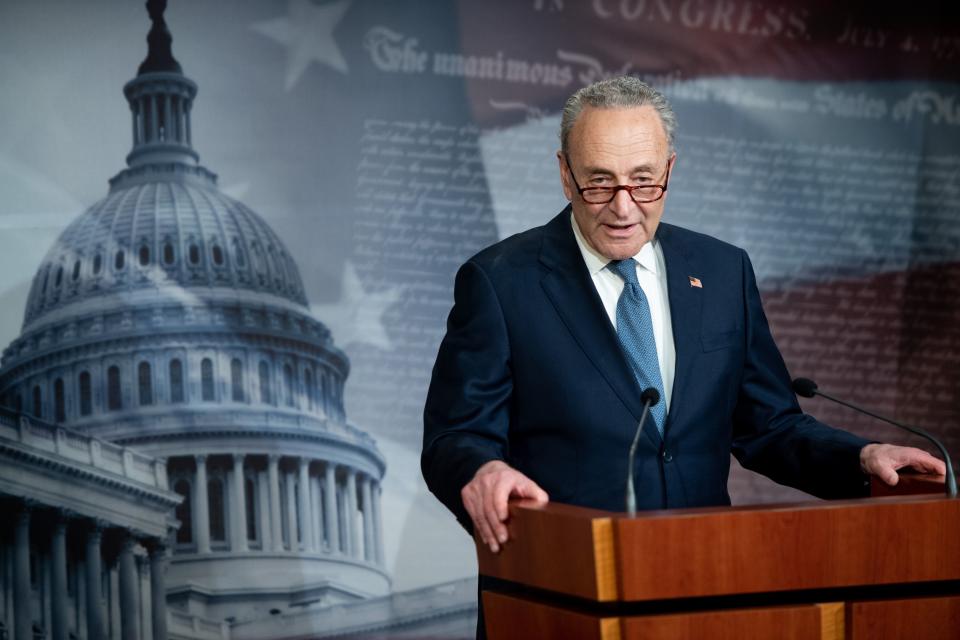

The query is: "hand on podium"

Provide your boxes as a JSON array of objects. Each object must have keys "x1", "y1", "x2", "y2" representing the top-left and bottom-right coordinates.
[
  {"x1": 462, "y1": 460, "x2": 549, "y2": 554},
  {"x1": 859, "y1": 443, "x2": 946, "y2": 486}
]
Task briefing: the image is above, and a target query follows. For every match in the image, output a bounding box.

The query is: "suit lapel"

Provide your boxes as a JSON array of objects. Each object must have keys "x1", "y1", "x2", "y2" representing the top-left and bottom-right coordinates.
[
  {"x1": 657, "y1": 224, "x2": 702, "y2": 432},
  {"x1": 538, "y1": 210, "x2": 657, "y2": 441}
]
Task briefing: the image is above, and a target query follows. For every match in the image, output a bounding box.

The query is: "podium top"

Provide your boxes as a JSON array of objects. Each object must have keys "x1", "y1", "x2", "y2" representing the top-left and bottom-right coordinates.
[{"x1": 476, "y1": 494, "x2": 960, "y2": 603}]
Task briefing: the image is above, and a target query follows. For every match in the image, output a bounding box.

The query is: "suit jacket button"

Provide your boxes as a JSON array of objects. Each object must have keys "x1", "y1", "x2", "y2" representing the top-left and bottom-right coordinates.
[{"x1": 662, "y1": 451, "x2": 673, "y2": 463}]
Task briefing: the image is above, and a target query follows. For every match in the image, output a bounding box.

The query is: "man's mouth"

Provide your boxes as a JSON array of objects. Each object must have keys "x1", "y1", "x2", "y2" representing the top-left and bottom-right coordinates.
[{"x1": 603, "y1": 222, "x2": 639, "y2": 234}]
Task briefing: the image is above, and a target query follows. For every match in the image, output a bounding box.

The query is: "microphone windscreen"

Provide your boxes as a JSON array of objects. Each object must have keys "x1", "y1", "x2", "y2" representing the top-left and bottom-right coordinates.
[
  {"x1": 791, "y1": 377, "x2": 818, "y2": 398},
  {"x1": 641, "y1": 387, "x2": 661, "y2": 406}
]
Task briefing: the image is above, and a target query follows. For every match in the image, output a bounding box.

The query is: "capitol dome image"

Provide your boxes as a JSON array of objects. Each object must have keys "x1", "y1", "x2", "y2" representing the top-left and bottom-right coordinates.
[{"x1": 0, "y1": 1, "x2": 388, "y2": 635}]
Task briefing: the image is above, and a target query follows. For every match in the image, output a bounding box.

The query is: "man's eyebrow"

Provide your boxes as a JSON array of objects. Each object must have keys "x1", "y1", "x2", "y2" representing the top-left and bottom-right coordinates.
[
  {"x1": 581, "y1": 163, "x2": 658, "y2": 175},
  {"x1": 580, "y1": 165, "x2": 615, "y2": 176}
]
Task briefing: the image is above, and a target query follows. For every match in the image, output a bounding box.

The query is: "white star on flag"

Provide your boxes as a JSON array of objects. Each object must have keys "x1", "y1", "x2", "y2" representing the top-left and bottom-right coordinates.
[
  {"x1": 312, "y1": 261, "x2": 402, "y2": 351},
  {"x1": 251, "y1": 0, "x2": 352, "y2": 90}
]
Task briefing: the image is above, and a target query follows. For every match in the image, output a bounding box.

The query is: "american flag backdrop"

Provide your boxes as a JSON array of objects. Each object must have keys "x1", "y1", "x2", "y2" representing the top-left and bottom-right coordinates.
[{"x1": 0, "y1": 0, "x2": 958, "y2": 597}]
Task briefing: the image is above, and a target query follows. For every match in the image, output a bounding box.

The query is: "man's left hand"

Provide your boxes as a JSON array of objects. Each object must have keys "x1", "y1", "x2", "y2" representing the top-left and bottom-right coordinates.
[{"x1": 860, "y1": 443, "x2": 947, "y2": 485}]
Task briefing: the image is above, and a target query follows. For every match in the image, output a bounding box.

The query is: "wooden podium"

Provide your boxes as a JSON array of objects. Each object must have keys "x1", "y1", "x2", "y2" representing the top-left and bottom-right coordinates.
[{"x1": 478, "y1": 482, "x2": 960, "y2": 639}]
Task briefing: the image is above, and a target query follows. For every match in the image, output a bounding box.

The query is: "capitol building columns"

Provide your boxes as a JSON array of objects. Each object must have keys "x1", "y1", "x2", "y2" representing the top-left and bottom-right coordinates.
[
  {"x1": 310, "y1": 469, "x2": 323, "y2": 552},
  {"x1": 193, "y1": 455, "x2": 211, "y2": 553},
  {"x1": 345, "y1": 469, "x2": 359, "y2": 557},
  {"x1": 118, "y1": 535, "x2": 138, "y2": 640},
  {"x1": 230, "y1": 454, "x2": 248, "y2": 553},
  {"x1": 0, "y1": 0, "x2": 390, "y2": 629},
  {"x1": 85, "y1": 523, "x2": 106, "y2": 640},
  {"x1": 364, "y1": 475, "x2": 385, "y2": 565},
  {"x1": 268, "y1": 455, "x2": 284, "y2": 552},
  {"x1": 0, "y1": 494, "x2": 173, "y2": 640},
  {"x1": 0, "y1": 448, "x2": 387, "y2": 638},
  {"x1": 136, "y1": 555, "x2": 151, "y2": 640},
  {"x1": 0, "y1": 445, "x2": 386, "y2": 636},
  {"x1": 298, "y1": 458, "x2": 314, "y2": 553},
  {"x1": 13, "y1": 506, "x2": 31, "y2": 640},
  {"x1": 360, "y1": 476, "x2": 375, "y2": 563},
  {"x1": 147, "y1": 542, "x2": 169, "y2": 640},
  {"x1": 50, "y1": 516, "x2": 68, "y2": 640},
  {"x1": 372, "y1": 480, "x2": 385, "y2": 566},
  {"x1": 324, "y1": 463, "x2": 340, "y2": 554},
  {"x1": 165, "y1": 453, "x2": 386, "y2": 566},
  {"x1": 284, "y1": 466, "x2": 299, "y2": 552}
]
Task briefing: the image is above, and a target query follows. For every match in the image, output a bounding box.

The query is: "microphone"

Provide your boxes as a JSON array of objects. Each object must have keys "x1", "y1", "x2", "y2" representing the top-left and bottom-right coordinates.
[
  {"x1": 791, "y1": 377, "x2": 957, "y2": 498},
  {"x1": 626, "y1": 387, "x2": 661, "y2": 516}
]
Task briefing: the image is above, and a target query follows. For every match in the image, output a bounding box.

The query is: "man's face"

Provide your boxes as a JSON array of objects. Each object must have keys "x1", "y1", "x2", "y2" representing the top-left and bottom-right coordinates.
[{"x1": 559, "y1": 105, "x2": 675, "y2": 261}]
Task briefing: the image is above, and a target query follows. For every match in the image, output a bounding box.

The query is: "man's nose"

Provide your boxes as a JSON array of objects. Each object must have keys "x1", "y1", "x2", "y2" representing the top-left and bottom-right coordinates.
[{"x1": 608, "y1": 187, "x2": 636, "y2": 216}]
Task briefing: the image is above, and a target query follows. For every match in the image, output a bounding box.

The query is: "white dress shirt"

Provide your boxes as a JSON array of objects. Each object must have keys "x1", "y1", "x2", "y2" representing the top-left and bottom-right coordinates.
[{"x1": 571, "y1": 214, "x2": 676, "y2": 412}]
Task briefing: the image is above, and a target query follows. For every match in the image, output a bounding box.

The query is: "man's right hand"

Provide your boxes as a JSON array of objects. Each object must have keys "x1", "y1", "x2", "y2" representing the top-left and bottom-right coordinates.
[{"x1": 461, "y1": 460, "x2": 549, "y2": 553}]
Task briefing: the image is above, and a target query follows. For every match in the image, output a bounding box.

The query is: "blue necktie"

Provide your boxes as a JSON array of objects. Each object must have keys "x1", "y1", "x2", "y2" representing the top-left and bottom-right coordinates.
[{"x1": 609, "y1": 259, "x2": 666, "y2": 436}]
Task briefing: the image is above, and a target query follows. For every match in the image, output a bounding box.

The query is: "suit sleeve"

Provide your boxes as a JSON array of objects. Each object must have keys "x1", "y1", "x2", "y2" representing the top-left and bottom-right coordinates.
[
  {"x1": 730, "y1": 249, "x2": 872, "y2": 499},
  {"x1": 422, "y1": 259, "x2": 513, "y2": 532}
]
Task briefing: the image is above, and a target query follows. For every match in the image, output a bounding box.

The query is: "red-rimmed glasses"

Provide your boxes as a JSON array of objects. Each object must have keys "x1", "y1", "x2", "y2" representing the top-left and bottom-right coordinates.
[{"x1": 564, "y1": 154, "x2": 671, "y2": 204}]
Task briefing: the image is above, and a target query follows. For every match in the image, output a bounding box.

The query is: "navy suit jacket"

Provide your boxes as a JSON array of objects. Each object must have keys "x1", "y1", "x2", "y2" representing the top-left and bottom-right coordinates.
[{"x1": 422, "y1": 208, "x2": 869, "y2": 532}]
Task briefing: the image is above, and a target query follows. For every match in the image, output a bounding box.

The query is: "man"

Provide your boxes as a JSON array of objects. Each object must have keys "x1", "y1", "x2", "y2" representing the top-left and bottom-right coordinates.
[{"x1": 422, "y1": 77, "x2": 944, "y2": 561}]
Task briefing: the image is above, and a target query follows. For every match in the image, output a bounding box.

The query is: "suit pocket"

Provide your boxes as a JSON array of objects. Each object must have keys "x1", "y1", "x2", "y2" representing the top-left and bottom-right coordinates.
[{"x1": 701, "y1": 329, "x2": 739, "y2": 352}]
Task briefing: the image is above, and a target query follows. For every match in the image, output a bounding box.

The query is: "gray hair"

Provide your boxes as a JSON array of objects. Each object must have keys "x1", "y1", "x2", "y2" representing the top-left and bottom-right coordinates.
[{"x1": 560, "y1": 76, "x2": 677, "y2": 155}]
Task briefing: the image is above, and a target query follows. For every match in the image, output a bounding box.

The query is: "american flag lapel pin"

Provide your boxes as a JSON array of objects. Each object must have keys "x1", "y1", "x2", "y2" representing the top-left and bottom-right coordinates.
[{"x1": 688, "y1": 276, "x2": 702, "y2": 288}]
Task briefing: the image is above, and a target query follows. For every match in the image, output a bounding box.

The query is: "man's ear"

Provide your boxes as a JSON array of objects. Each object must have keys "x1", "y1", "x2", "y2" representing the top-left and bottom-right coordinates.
[{"x1": 557, "y1": 151, "x2": 574, "y2": 202}]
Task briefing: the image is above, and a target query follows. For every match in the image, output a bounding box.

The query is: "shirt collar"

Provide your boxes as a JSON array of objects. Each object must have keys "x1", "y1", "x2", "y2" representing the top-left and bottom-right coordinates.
[{"x1": 570, "y1": 212, "x2": 659, "y2": 276}]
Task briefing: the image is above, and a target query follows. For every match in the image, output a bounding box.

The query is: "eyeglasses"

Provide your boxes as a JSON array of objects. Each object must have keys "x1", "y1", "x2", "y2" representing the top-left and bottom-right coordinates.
[{"x1": 564, "y1": 154, "x2": 671, "y2": 205}]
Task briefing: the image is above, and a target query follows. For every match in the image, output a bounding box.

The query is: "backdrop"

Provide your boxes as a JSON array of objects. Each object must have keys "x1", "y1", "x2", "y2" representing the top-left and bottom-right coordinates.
[{"x1": 1, "y1": 0, "x2": 957, "y2": 637}]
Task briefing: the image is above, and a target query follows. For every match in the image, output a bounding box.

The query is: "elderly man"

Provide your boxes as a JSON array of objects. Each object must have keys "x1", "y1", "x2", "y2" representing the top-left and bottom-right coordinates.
[{"x1": 422, "y1": 76, "x2": 944, "y2": 564}]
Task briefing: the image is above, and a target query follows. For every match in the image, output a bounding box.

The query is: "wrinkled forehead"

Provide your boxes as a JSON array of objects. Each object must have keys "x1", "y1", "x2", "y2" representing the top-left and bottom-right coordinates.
[{"x1": 568, "y1": 106, "x2": 670, "y2": 168}]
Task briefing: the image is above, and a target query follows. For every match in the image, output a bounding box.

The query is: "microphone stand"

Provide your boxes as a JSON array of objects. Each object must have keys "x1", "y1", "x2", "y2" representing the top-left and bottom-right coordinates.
[
  {"x1": 794, "y1": 378, "x2": 957, "y2": 499},
  {"x1": 626, "y1": 389, "x2": 660, "y2": 515}
]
